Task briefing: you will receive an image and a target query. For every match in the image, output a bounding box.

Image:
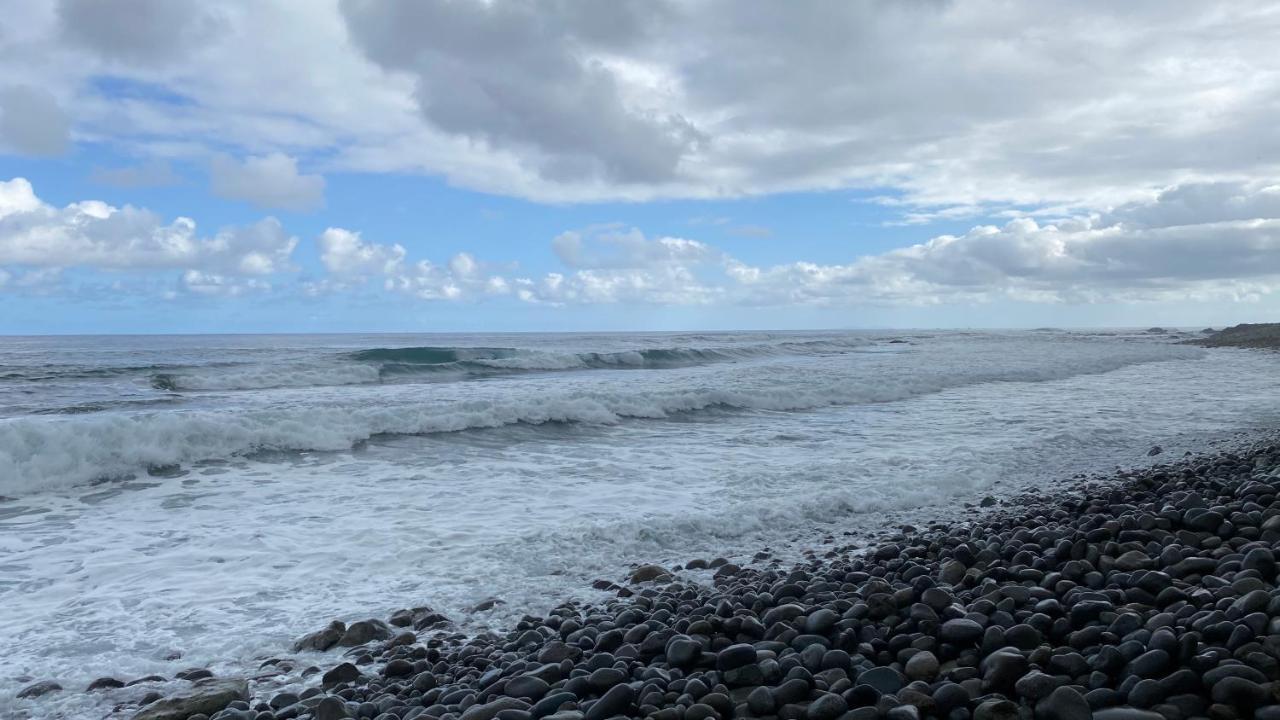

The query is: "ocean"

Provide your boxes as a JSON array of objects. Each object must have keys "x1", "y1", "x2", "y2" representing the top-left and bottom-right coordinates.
[{"x1": 3, "y1": 328, "x2": 1279, "y2": 715}]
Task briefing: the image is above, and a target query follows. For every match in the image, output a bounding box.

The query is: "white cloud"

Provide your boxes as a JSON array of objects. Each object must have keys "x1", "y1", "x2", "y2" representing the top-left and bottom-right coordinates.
[
  {"x1": 725, "y1": 183, "x2": 1280, "y2": 306},
  {"x1": 0, "y1": 176, "x2": 297, "y2": 277},
  {"x1": 552, "y1": 226, "x2": 718, "y2": 269},
  {"x1": 0, "y1": 85, "x2": 70, "y2": 156},
  {"x1": 333, "y1": 181, "x2": 1280, "y2": 308},
  {"x1": 316, "y1": 227, "x2": 405, "y2": 276},
  {"x1": 210, "y1": 153, "x2": 325, "y2": 212}
]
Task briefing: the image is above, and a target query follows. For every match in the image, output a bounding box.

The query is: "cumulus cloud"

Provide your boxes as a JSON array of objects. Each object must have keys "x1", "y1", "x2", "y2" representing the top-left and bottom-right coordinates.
[
  {"x1": 210, "y1": 153, "x2": 325, "y2": 212},
  {"x1": 0, "y1": 177, "x2": 297, "y2": 278},
  {"x1": 0, "y1": 86, "x2": 70, "y2": 156},
  {"x1": 340, "y1": 0, "x2": 702, "y2": 184},
  {"x1": 726, "y1": 182, "x2": 1280, "y2": 306},
  {"x1": 317, "y1": 227, "x2": 405, "y2": 276}
]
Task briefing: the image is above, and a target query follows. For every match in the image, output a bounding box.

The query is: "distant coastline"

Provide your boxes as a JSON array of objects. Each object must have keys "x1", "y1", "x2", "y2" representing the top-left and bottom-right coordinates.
[{"x1": 1192, "y1": 322, "x2": 1280, "y2": 349}]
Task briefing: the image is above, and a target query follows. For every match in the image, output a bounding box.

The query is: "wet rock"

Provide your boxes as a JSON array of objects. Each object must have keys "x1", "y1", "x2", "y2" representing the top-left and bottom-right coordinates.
[
  {"x1": 16, "y1": 680, "x2": 61, "y2": 699},
  {"x1": 321, "y1": 663, "x2": 362, "y2": 688},
  {"x1": 337, "y1": 619, "x2": 390, "y2": 646},
  {"x1": 293, "y1": 621, "x2": 346, "y2": 652},
  {"x1": 628, "y1": 564, "x2": 670, "y2": 584},
  {"x1": 87, "y1": 677, "x2": 125, "y2": 691},
  {"x1": 313, "y1": 696, "x2": 351, "y2": 720},
  {"x1": 131, "y1": 680, "x2": 249, "y2": 720}
]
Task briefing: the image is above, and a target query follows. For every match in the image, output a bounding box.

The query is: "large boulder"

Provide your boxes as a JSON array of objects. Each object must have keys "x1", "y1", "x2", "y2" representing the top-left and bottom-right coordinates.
[
  {"x1": 131, "y1": 679, "x2": 249, "y2": 720},
  {"x1": 292, "y1": 621, "x2": 345, "y2": 652}
]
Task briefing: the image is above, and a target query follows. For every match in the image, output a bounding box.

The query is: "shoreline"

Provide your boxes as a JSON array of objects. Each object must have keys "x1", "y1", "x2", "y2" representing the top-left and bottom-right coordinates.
[{"x1": 13, "y1": 430, "x2": 1279, "y2": 720}]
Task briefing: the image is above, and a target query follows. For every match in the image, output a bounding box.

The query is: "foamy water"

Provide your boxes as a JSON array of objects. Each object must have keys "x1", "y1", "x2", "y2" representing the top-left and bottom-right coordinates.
[{"x1": 3, "y1": 329, "x2": 1280, "y2": 717}]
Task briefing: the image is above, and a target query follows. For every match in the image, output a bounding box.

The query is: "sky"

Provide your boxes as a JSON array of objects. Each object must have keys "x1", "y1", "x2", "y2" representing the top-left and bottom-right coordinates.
[{"x1": 2, "y1": 1, "x2": 1280, "y2": 333}]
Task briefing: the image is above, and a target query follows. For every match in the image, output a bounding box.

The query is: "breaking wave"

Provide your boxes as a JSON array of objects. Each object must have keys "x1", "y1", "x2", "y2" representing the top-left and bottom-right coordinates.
[
  {"x1": 144, "y1": 339, "x2": 879, "y2": 392},
  {"x1": 0, "y1": 341, "x2": 1202, "y2": 495}
]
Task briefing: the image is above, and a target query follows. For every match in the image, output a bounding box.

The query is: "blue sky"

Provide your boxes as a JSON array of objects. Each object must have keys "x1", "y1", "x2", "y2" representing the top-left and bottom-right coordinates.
[{"x1": 3, "y1": 1, "x2": 1280, "y2": 333}]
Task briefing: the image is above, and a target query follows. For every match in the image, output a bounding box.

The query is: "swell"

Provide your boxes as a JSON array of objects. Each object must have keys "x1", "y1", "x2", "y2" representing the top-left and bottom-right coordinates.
[
  {"x1": 145, "y1": 339, "x2": 878, "y2": 392},
  {"x1": 0, "y1": 343, "x2": 1202, "y2": 496}
]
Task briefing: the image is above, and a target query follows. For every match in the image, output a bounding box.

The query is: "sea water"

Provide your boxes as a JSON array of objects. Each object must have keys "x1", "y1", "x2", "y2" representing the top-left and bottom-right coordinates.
[{"x1": 3, "y1": 329, "x2": 1279, "y2": 716}]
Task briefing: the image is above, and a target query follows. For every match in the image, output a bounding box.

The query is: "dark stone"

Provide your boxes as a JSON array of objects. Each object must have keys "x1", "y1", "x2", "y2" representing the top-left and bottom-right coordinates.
[
  {"x1": 939, "y1": 619, "x2": 983, "y2": 645},
  {"x1": 806, "y1": 693, "x2": 848, "y2": 720},
  {"x1": 584, "y1": 684, "x2": 634, "y2": 720},
  {"x1": 857, "y1": 667, "x2": 905, "y2": 695},
  {"x1": 16, "y1": 680, "x2": 61, "y2": 699},
  {"x1": 130, "y1": 680, "x2": 249, "y2": 720},
  {"x1": 293, "y1": 621, "x2": 346, "y2": 652},
  {"x1": 314, "y1": 696, "x2": 351, "y2": 720},
  {"x1": 716, "y1": 644, "x2": 758, "y2": 672},
  {"x1": 1035, "y1": 686, "x2": 1091, "y2": 720},
  {"x1": 337, "y1": 620, "x2": 390, "y2": 647},
  {"x1": 321, "y1": 663, "x2": 362, "y2": 689},
  {"x1": 382, "y1": 659, "x2": 414, "y2": 678},
  {"x1": 1210, "y1": 677, "x2": 1269, "y2": 709},
  {"x1": 461, "y1": 698, "x2": 531, "y2": 720},
  {"x1": 1091, "y1": 709, "x2": 1166, "y2": 720}
]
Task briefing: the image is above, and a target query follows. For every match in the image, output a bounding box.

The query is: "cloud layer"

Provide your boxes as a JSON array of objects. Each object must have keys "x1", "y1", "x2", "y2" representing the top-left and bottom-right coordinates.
[
  {"x1": 5, "y1": 175, "x2": 1280, "y2": 308},
  {"x1": 2, "y1": 1, "x2": 1278, "y2": 209}
]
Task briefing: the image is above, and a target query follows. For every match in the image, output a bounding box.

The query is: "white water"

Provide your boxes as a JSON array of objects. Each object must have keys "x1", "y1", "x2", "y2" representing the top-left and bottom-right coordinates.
[{"x1": 3, "y1": 329, "x2": 1280, "y2": 717}]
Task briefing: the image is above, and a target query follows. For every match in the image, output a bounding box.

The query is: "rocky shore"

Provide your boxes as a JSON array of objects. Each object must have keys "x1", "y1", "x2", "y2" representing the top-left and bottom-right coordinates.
[
  {"x1": 1194, "y1": 324, "x2": 1280, "y2": 350},
  {"x1": 21, "y1": 435, "x2": 1273, "y2": 720}
]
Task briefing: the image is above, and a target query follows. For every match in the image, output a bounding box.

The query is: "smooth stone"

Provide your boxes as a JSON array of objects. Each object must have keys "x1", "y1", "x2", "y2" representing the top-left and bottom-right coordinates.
[
  {"x1": 1091, "y1": 709, "x2": 1165, "y2": 720},
  {"x1": 322, "y1": 663, "x2": 362, "y2": 688},
  {"x1": 904, "y1": 651, "x2": 938, "y2": 681},
  {"x1": 1211, "y1": 677, "x2": 1269, "y2": 708},
  {"x1": 131, "y1": 680, "x2": 250, "y2": 720},
  {"x1": 972, "y1": 699, "x2": 1019, "y2": 720},
  {"x1": 314, "y1": 697, "x2": 352, "y2": 720},
  {"x1": 461, "y1": 698, "x2": 531, "y2": 720},
  {"x1": 1035, "y1": 686, "x2": 1091, "y2": 720},
  {"x1": 857, "y1": 667, "x2": 905, "y2": 695},
  {"x1": 716, "y1": 644, "x2": 758, "y2": 672},
  {"x1": 293, "y1": 621, "x2": 345, "y2": 652},
  {"x1": 16, "y1": 680, "x2": 62, "y2": 699},
  {"x1": 805, "y1": 693, "x2": 848, "y2": 720},
  {"x1": 629, "y1": 564, "x2": 669, "y2": 584},
  {"x1": 337, "y1": 620, "x2": 390, "y2": 647},
  {"x1": 1013, "y1": 670, "x2": 1057, "y2": 701},
  {"x1": 939, "y1": 619, "x2": 983, "y2": 645},
  {"x1": 583, "y1": 684, "x2": 634, "y2": 720}
]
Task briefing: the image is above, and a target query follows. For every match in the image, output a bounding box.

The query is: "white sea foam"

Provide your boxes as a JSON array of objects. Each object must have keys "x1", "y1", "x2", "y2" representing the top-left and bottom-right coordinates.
[{"x1": 0, "y1": 339, "x2": 1201, "y2": 495}]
